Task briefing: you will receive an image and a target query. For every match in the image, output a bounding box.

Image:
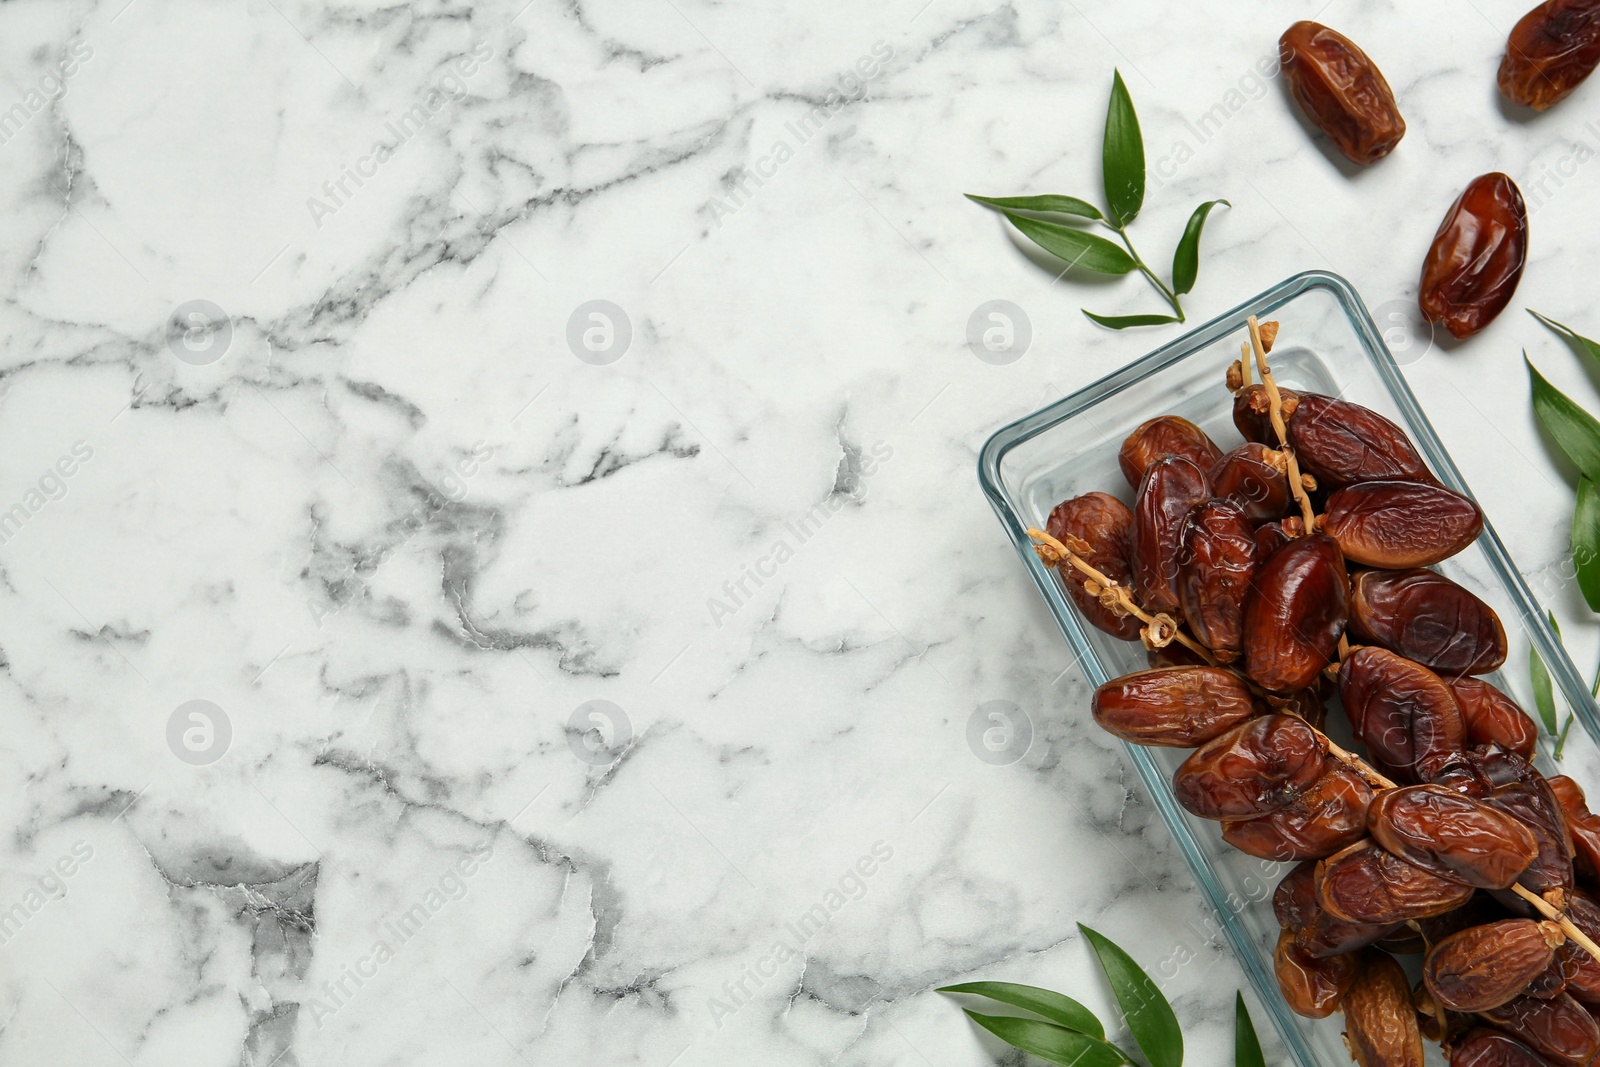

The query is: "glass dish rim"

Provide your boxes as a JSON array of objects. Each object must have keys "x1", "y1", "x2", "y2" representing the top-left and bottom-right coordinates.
[{"x1": 975, "y1": 268, "x2": 1600, "y2": 1065}]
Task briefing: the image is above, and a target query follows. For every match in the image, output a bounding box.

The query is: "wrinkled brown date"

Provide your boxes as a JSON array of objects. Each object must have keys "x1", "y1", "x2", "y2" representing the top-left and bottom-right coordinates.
[
  {"x1": 1348, "y1": 569, "x2": 1508, "y2": 675},
  {"x1": 1286, "y1": 392, "x2": 1435, "y2": 490},
  {"x1": 1276, "y1": 929, "x2": 1358, "y2": 1018},
  {"x1": 1280, "y1": 21, "x2": 1407, "y2": 165},
  {"x1": 1178, "y1": 499, "x2": 1259, "y2": 661},
  {"x1": 1340, "y1": 647, "x2": 1466, "y2": 782},
  {"x1": 1233, "y1": 383, "x2": 1299, "y2": 444},
  {"x1": 1424, "y1": 919, "x2": 1565, "y2": 1012},
  {"x1": 1091, "y1": 666, "x2": 1257, "y2": 747},
  {"x1": 1548, "y1": 775, "x2": 1600, "y2": 886},
  {"x1": 1323, "y1": 480, "x2": 1485, "y2": 569},
  {"x1": 1446, "y1": 676, "x2": 1540, "y2": 760},
  {"x1": 1478, "y1": 992, "x2": 1600, "y2": 1066},
  {"x1": 1242, "y1": 534, "x2": 1349, "y2": 692},
  {"x1": 1451, "y1": 1026, "x2": 1561, "y2": 1066},
  {"x1": 1434, "y1": 746, "x2": 1577, "y2": 910},
  {"x1": 1223, "y1": 758, "x2": 1372, "y2": 861},
  {"x1": 1554, "y1": 889, "x2": 1600, "y2": 1004},
  {"x1": 1367, "y1": 784, "x2": 1539, "y2": 890},
  {"x1": 1118, "y1": 415, "x2": 1224, "y2": 488},
  {"x1": 1173, "y1": 714, "x2": 1327, "y2": 821},
  {"x1": 1318, "y1": 840, "x2": 1477, "y2": 925},
  {"x1": 1046, "y1": 492, "x2": 1144, "y2": 641},
  {"x1": 1342, "y1": 949, "x2": 1425, "y2": 1067},
  {"x1": 1276, "y1": 860, "x2": 1403, "y2": 957},
  {"x1": 1253, "y1": 516, "x2": 1305, "y2": 558},
  {"x1": 1499, "y1": 0, "x2": 1600, "y2": 111},
  {"x1": 1210, "y1": 443, "x2": 1293, "y2": 523},
  {"x1": 1419, "y1": 173, "x2": 1529, "y2": 341},
  {"x1": 1132, "y1": 455, "x2": 1211, "y2": 614}
]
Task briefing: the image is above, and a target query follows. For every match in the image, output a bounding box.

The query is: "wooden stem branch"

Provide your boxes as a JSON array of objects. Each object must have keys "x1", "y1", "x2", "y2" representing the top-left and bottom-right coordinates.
[
  {"x1": 1246, "y1": 316, "x2": 1318, "y2": 532},
  {"x1": 1512, "y1": 884, "x2": 1600, "y2": 963},
  {"x1": 1026, "y1": 527, "x2": 1217, "y2": 664}
]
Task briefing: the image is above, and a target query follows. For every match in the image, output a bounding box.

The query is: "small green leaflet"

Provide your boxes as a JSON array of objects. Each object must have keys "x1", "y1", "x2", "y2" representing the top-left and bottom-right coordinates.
[
  {"x1": 1234, "y1": 993, "x2": 1264, "y2": 1067},
  {"x1": 962, "y1": 1012, "x2": 1129, "y2": 1067},
  {"x1": 1083, "y1": 311, "x2": 1182, "y2": 330},
  {"x1": 1531, "y1": 611, "x2": 1560, "y2": 737},
  {"x1": 1528, "y1": 355, "x2": 1600, "y2": 485},
  {"x1": 1080, "y1": 924, "x2": 1183, "y2": 1067},
  {"x1": 1577, "y1": 476, "x2": 1600, "y2": 613},
  {"x1": 965, "y1": 193, "x2": 1104, "y2": 220},
  {"x1": 1102, "y1": 70, "x2": 1145, "y2": 227},
  {"x1": 1003, "y1": 212, "x2": 1138, "y2": 275},
  {"x1": 1532, "y1": 311, "x2": 1600, "y2": 374},
  {"x1": 1171, "y1": 200, "x2": 1229, "y2": 295},
  {"x1": 936, "y1": 981, "x2": 1104, "y2": 1039}
]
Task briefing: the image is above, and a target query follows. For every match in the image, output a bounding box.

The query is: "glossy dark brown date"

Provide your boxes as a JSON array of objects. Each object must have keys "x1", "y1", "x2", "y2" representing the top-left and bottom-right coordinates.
[
  {"x1": 1286, "y1": 392, "x2": 1435, "y2": 490},
  {"x1": 1046, "y1": 492, "x2": 1144, "y2": 640},
  {"x1": 1348, "y1": 569, "x2": 1508, "y2": 675},
  {"x1": 1132, "y1": 455, "x2": 1211, "y2": 614},
  {"x1": 1446, "y1": 676, "x2": 1540, "y2": 760},
  {"x1": 1322, "y1": 480, "x2": 1484, "y2": 569},
  {"x1": 1280, "y1": 21, "x2": 1407, "y2": 165},
  {"x1": 1223, "y1": 758, "x2": 1372, "y2": 861},
  {"x1": 1091, "y1": 666, "x2": 1257, "y2": 747},
  {"x1": 1317, "y1": 840, "x2": 1476, "y2": 925},
  {"x1": 1340, "y1": 647, "x2": 1466, "y2": 782},
  {"x1": 1548, "y1": 775, "x2": 1600, "y2": 886},
  {"x1": 1275, "y1": 860, "x2": 1403, "y2": 958},
  {"x1": 1233, "y1": 383, "x2": 1299, "y2": 444},
  {"x1": 1478, "y1": 992, "x2": 1600, "y2": 1066},
  {"x1": 1499, "y1": 0, "x2": 1600, "y2": 111},
  {"x1": 1275, "y1": 929, "x2": 1357, "y2": 1018},
  {"x1": 1424, "y1": 919, "x2": 1565, "y2": 1012},
  {"x1": 1209, "y1": 442, "x2": 1292, "y2": 523},
  {"x1": 1341, "y1": 949, "x2": 1425, "y2": 1067},
  {"x1": 1119, "y1": 415, "x2": 1224, "y2": 488},
  {"x1": 1419, "y1": 173, "x2": 1529, "y2": 341},
  {"x1": 1178, "y1": 499, "x2": 1258, "y2": 661},
  {"x1": 1173, "y1": 714, "x2": 1327, "y2": 821},
  {"x1": 1242, "y1": 534, "x2": 1349, "y2": 693},
  {"x1": 1452, "y1": 1026, "x2": 1562, "y2": 1066},
  {"x1": 1368, "y1": 784, "x2": 1538, "y2": 890}
]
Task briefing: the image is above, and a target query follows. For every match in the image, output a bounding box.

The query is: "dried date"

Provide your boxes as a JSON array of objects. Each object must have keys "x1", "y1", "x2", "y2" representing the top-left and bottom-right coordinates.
[
  {"x1": 1368, "y1": 784, "x2": 1539, "y2": 890},
  {"x1": 1322, "y1": 480, "x2": 1485, "y2": 569},
  {"x1": 1046, "y1": 492, "x2": 1145, "y2": 640},
  {"x1": 1280, "y1": 21, "x2": 1407, "y2": 165},
  {"x1": 1276, "y1": 929, "x2": 1357, "y2": 1018},
  {"x1": 1173, "y1": 714, "x2": 1327, "y2": 821},
  {"x1": 1446, "y1": 677, "x2": 1540, "y2": 760},
  {"x1": 1119, "y1": 415, "x2": 1224, "y2": 488},
  {"x1": 1132, "y1": 455, "x2": 1211, "y2": 614},
  {"x1": 1554, "y1": 889, "x2": 1600, "y2": 1004},
  {"x1": 1547, "y1": 775, "x2": 1600, "y2": 886},
  {"x1": 1419, "y1": 173, "x2": 1529, "y2": 341},
  {"x1": 1424, "y1": 919, "x2": 1565, "y2": 1012},
  {"x1": 1342, "y1": 949, "x2": 1425, "y2": 1067},
  {"x1": 1091, "y1": 666, "x2": 1257, "y2": 747},
  {"x1": 1499, "y1": 0, "x2": 1600, "y2": 111},
  {"x1": 1276, "y1": 860, "x2": 1403, "y2": 957},
  {"x1": 1210, "y1": 442, "x2": 1293, "y2": 522},
  {"x1": 1223, "y1": 758, "x2": 1373, "y2": 861},
  {"x1": 1178, "y1": 499, "x2": 1259, "y2": 661},
  {"x1": 1286, "y1": 392, "x2": 1435, "y2": 490},
  {"x1": 1242, "y1": 534, "x2": 1349, "y2": 692},
  {"x1": 1340, "y1": 647, "x2": 1466, "y2": 782},
  {"x1": 1451, "y1": 1026, "x2": 1561, "y2": 1066},
  {"x1": 1233, "y1": 383, "x2": 1300, "y2": 444},
  {"x1": 1348, "y1": 569, "x2": 1508, "y2": 675},
  {"x1": 1318, "y1": 840, "x2": 1477, "y2": 925},
  {"x1": 1477, "y1": 992, "x2": 1600, "y2": 1066}
]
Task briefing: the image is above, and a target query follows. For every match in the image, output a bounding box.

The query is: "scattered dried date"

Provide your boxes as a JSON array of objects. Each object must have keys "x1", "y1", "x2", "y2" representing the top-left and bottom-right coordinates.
[
  {"x1": 1276, "y1": 928, "x2": 1359, "y2": 1018},
  {"x1": 1318, "y1": 840, "x2": 1477, "y2": 925},
  {"x1": 1286, "y1": 392, "x2": 1435, "y2": 490},
  {"x1": 1477, "y1": 992, "x2": 1600, "y2": 1066},
  {"x1": 1342, "y1": 949, "x2": 1425, "y2": 1066},
  {"x1": 1210, "y1": 442, "x2": 1293, "y2": 523},
  {"x1": 1451, "y1": 1026, "x2": 1560, "y2": 1066},
  {"x1": 1446, "y1": 677, "x2": 1540, "y2": 760},
  {"x1": 1340, "y1": 647, "x2": 1466, "y2": 782},
  {"x1": 1499, "y1": 0, "x2": 1600, "y2": 111},
  {"x1": 1223, "y1": 758, "x2": 1373, "y2": 861},
  {"x1": 1279, "y1": 21, "x2": 1407, "y2": 165},
  {"x1": 1418, "y1": 173, "x2": 1529, "y2": 341}
]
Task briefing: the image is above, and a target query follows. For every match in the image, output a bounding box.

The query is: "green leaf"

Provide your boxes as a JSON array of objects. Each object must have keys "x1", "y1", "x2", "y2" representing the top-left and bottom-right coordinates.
[
  {"x1": 937, "y1": 982, "x2": 1105, "y2": 1038},
  {"x1": 1576, "y1": 476, "x2": 1600, "y2": 613},
  {"x1": 1532, "y1": 613, "x2": 1559, "y2": 737},
  {"x1": 1080, "y1": 924, "x2": 1182, "y2": 1067},
  {"x1": 1003, "y1": 212, "x2": 1137, "y2": 275},
  {"x1": 1083, "y1": 310, "x2": 1182, "y2": 330},
  {"x1": 1102, "y1": 70, "x2": 1145, "y2": 226},
  {"x1": 966, "y1": 193, "x2": 1104, "y2": 220},
  {"x1": 963, "y1": 1011, "x2": 1129, "y2": 1067},
  {"x1": 1531, "y1": 310, "x2": 1600, "y2": 375},
  {"x1": 1171, "y1": 199, "x2": 1229, "y2": 295},
  {"x1": 1528, "y1": 355, "x2": 1600, "y2": 484},
  {"x1": 1234, "y1": 993, "x2": 1264, "y2": 1067},
  {"x1": 1557, "y1": 711, "x2": 1576, "y2": 759}
]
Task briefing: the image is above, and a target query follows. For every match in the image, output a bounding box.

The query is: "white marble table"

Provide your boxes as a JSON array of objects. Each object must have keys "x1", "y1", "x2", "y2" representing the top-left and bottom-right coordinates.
[{"x1": 2, "y1": 0, "x2": 1596, "y2": 1062}]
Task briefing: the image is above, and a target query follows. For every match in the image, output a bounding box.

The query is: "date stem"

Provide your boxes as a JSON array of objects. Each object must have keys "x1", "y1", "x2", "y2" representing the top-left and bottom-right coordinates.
[
  {"x1": 1510, "y1": 884, "x2": 1600, "y2": 964},
  {"x1": 1108, "y1": 221, "x2": 1185, "y2": 322},
  {"x1": 1246, "y1": 315, "x2": 1318, "y2": 532},
  {"x1": 1026, "y1": 527, "x2": 1216, "y2": 663}
]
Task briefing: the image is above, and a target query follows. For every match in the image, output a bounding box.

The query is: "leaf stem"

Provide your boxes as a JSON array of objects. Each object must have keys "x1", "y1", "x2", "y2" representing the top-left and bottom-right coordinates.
[{"x1": 1107, "y1": 221, "x2": 1184, "y2": 321}]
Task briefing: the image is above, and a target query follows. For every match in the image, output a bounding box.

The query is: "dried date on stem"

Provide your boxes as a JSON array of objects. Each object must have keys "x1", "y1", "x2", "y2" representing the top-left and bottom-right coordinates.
[
  {"x1": 1555, "y1": 890, "x2": 1600, "y2": 1004},
  {"x1": 1276, "y1": 861, "x2": 1403, "y2": 957},
  {"x1": 1233, "y1": 383, "x2": 1300, "y2": 444},
  {"x1": 1547, "y1": 776, "x2": 1600, "y2": 886},
  {"x1": 1419, "y1": 173, "x2": 1529, "y2": 341},
  {"x1": 1046, "y1": 492, "x2": 1144, "y2": 640},
  {"x1": 1275, "y1": 929, "x2": 1358, "y2": 1018},
  {"x1": 1091, "y1": 666, "x2": 1257, "y2": 747},
  {"x1": 1368, "y1": 784, "x2": 1539, "y2": 890},
  {"x1": 1172, "y1": 713, "x2": 1327, "y2": 821},
  {"x1": 1451, "y1": 1025, "x2": 1562, "y2": 1065},
  {"x1": 1447, "y1": 677, "x2": 1540, "y2": 760},
  {"x1": 1132, "y1": 454, "x2": 1212, "y2": 614},
  {"x1": 1286, "y1": 392, "x2": 1436, "y2": 490},
  {"x1": 1322, "y1": 480, "x2": 1485, "y2": 569},
  {"x1": 1342, "y1": 949, "x2": 1425, "y2": 1067},
  {"x1": 1477, "y1": 992, "x2": 1600, "y2": 1066},
  {"x1": 1424, "y1": 919, "x2": 1565, "y2": 1012},
  {"x1": 1209, "y1": 442, "x2": 1293, "y2": 523},
  {"x1": 1119, "y1": 415, "x2": 1224, "y2": 488},
  {"x1": 1178, "y1": 498, "x2": 1259, "y2": 661},
  {"x1": 1223, "y1": 757, "x2": 1372, "y2": 861},
  {"x1": 1242, "y1": 535, "x2": 1349, "y2": 693},
  {"x1": 1340, "y1": 647, "x2": 1466, "y2": 783},
  {"x1": 1279, "y1": 21, "x2": 1407, "y2": 165},
  {"x1": 1318, "y1": 840, "x2": 1477, "y2": 924},
  {"x1": 1499, "y1": 0, "x2": 1600, "y2": 111},
  {"x1": 1349, "y1": 569, "x2": 1508, "y2": 675}
]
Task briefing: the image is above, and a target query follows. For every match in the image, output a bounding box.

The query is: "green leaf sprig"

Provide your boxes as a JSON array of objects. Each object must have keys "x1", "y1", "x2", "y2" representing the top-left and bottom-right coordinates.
[
  {"x1": 967, "y1": 71, "x2": 1228, "y2": 330},
  {"x1": 939, "y1": 924, "x2": 1264, "y2": 1066}
]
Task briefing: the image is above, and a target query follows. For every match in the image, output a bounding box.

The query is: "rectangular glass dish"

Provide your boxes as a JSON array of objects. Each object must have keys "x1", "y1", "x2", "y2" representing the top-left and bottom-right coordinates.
[{"x1": 977, "y1": 270, "x2": 1600, "y2": 1065}]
